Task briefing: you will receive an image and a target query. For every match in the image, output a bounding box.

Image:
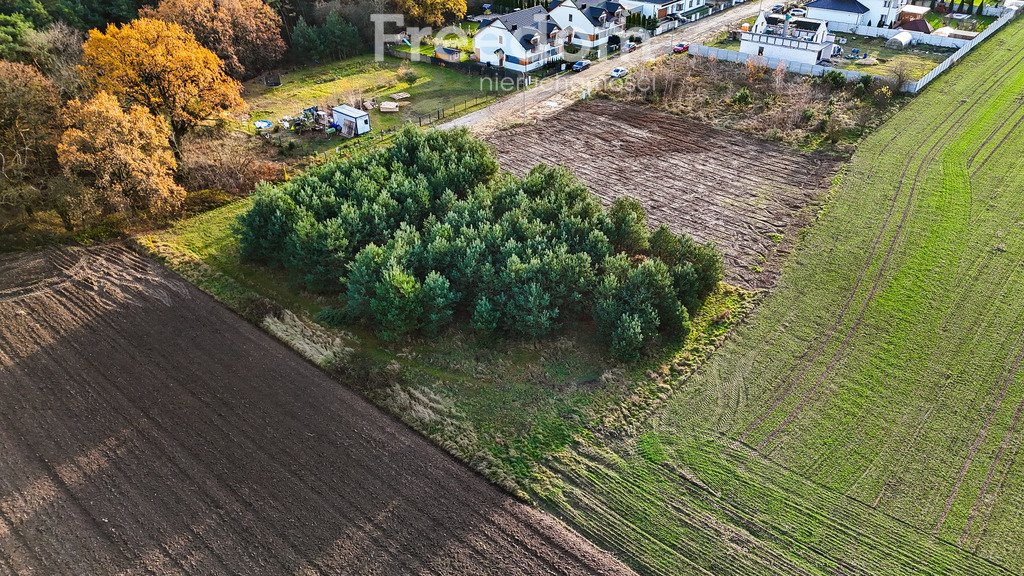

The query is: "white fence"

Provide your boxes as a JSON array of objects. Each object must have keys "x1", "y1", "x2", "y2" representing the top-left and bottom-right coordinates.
[
  {"x1": 827, "y1": 21, "x2": 969, "y2": 48},
  {"x1": 689, "y1": 43, "x2": 875, "y2": 81},
  {"x1": 903, "y1": 7, "x2": 1018, "y2": 92},
  {"x1": 654, "y1": 18, "x2": 682, "y2": 35}
]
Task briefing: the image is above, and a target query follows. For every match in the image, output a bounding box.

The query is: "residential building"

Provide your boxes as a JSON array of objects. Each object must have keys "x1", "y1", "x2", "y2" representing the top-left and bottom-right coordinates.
[
  {"x1": 739, "y1": 12, "x2": 836, "y2": 65},
  {"x1": 474, "y1": 6, "x2": 566, "y2": 72},
  {"x1": 617, "y1": 0, "x2": 701, "y2": 19},
  {"x1": 548, "y1": 0, "x2": 627, "y2": 50},
  {"x1": 805, "y1": 0, "x2": 909, "y2": 27}
]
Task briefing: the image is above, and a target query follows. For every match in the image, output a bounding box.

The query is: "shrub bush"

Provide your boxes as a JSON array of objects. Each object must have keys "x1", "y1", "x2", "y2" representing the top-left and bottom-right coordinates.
[
  {"x1": 821, "y1": 70, "x2": 847, "y2": 91},
  {"x1": 235, "y1": 183, "x2": 303, "y2": 265}
]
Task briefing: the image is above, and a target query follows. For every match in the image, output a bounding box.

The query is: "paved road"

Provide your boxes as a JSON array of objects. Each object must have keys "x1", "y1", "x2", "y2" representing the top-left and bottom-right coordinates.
[{"x1": 441, "y1": 1, "x2": 762, "y2": 133}]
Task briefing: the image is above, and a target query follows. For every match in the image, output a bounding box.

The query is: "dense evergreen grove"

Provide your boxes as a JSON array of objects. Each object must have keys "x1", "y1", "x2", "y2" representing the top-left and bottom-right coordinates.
[{"x1": 239, "y1": 128, "x2": 723, "y2": 360}]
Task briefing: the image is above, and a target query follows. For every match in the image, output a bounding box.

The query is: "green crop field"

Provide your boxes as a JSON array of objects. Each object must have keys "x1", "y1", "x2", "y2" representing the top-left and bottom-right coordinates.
[{"x1": 534, "y1": 15, "x2": 1024, "y2": 576}]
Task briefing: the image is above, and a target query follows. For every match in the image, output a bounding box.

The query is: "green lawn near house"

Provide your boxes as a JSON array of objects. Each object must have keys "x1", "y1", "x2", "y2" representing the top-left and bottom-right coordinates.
[
  {"x1": 242, "y1": 55, "x2": 498, "y2": 155},
  {"x1": 927, "y1": 5, "x2": 998, "y2": 31},
  {"x1": 832, "y1": 32, "x2": 951, "y2": 79},
  {"x1": 394, "y1": 21, "x2": 478, "y2": 58}
]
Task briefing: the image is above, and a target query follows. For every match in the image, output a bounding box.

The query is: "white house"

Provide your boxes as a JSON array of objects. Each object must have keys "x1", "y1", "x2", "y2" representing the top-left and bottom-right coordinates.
[
  {"x1": 474, "y1": 6, "x2": 565, "y2": 73},
  {"x1": 548, "y1": 0, "x2": 626, "y2": 50},
  {"x1": 617, "y1": 0, "x2": 700, "y2": 19},
  {"x1": 805, "y1": 0, "x2": 909, "y2": 27},
  {"x1": 739, "y1": 12, "x2": 835, "y2": 65}
]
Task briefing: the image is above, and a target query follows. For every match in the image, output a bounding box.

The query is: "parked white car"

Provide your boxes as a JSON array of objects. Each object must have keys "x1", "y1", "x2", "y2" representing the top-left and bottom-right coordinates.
[
  {"x1": 790, "y1": 8, "x2": 807, "y2": 16},
  {"x1": 610, "y1": 67, "x2": 629, "y2": 79}
]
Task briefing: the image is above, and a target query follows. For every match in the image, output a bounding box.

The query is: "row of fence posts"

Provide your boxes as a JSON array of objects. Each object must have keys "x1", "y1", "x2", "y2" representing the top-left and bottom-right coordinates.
[{"x1": 417, "y1": 95, "x2": 492, "y2": 126}]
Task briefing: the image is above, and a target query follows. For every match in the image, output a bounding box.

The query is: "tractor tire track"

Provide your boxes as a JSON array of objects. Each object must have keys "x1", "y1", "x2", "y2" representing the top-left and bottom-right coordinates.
[
  {"x1": 961, "y1": 366, "x2": 1024, "y2": 547},
  {"x1": 935, "y1": 342, "x2": 1024, "y2": 536},
  {"x1": 738, "y1": 50, "x2": 1024, "y2": 446},
  {"x1": 747, "y1": 51, "x2": 1024, "y2": 452}
]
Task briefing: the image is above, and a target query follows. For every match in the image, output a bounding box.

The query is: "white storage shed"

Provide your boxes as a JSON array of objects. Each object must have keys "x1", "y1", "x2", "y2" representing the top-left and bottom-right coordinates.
[{"x1": 331, "y1": 105, "x2": 371, "y2": 137}]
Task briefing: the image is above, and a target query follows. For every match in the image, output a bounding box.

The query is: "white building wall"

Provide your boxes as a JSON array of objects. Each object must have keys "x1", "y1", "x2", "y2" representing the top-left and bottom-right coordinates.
[
  {"x1": 550, "y1": 4, "x2": 624, "y2": 48},
  {"x1": 617, "y1": 0, "x2": 687, "y2": 18},
  {"x1": 810, "y1": 0, "x2": 906, "y2": 27},
  {"x1": 805, "y1": 6, "x2": 867, "y2": 25},
  {"x1": 474, "y1": 26, "x2": 529, "y2": 68},
  {"x1": 739, "y1": 38, "x2": 828, "y2": 64}
]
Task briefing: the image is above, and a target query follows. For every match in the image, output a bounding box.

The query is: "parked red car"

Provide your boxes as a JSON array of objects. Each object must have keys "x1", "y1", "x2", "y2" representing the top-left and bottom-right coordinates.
[{"x1": 673, "y1": 42, "x2": 690, "y2": 54}]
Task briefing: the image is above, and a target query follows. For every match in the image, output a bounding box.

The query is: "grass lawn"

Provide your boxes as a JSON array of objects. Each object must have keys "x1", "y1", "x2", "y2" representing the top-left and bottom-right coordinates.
[
  {"x1": 394, "y1": 21, "x2": 478, "y2": 58},
  {"x1": 242, "y1": 54, "x2": 499, "y2": 155},
  {"x1": 927, "y1": 10, "x2": 998, "y2": 32},
  {"x1": 532, "y1": 16, "x2": 1024, "y2": 576},
  {"x1": 832, "y1": 33, "x2": 951, "y2": 79},
  {"x1": 138, "y1": 196, "x2": 752, "y2": 499}
]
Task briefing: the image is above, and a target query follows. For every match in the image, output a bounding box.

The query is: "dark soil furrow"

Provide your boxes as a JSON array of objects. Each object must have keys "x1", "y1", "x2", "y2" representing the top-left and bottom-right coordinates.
[
  {"x1": 487, "y1": 99, "x2": 841, "y2": 290},
  {"x1": 0, "y1": 246, "x2": 632, "y2": 576}
]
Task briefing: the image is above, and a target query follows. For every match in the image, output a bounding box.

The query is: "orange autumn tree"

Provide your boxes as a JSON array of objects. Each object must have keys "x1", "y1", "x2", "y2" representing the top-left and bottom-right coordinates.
[
  {"x1": 58, "y1": 91, "x2": 186, "y2": 220},
  {"x1": 141, "y1": 0, "x2": 286, "y2": 79},
  {"x1": 80, "y1": 18, "x2": 242, "y2": 158}
]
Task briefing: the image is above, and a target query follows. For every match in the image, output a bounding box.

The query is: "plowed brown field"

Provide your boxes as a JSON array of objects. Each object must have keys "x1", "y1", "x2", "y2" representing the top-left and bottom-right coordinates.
[
  {"x1": 0, "y1": 245, "x2": 633, "y2": 576},
  {"x1": 486, "y1": 99, "x2": 840, "y2": 289}
]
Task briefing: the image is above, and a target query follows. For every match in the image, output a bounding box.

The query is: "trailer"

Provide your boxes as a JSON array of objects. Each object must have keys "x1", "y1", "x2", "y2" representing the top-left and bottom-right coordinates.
[{"x1": 331, "y1": 104, "x2": 371, "y2": 137}]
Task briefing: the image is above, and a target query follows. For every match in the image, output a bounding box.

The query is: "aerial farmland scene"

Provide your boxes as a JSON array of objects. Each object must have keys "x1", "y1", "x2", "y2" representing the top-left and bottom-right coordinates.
[{"x1": 1, "y1": 0, "x2": 1023, "y2": 572}]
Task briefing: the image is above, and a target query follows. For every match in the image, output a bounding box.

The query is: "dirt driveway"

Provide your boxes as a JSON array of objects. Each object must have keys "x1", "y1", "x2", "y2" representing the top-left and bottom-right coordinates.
[
  {"x1": 0, "y1": 245, "x2": 634, "y2": 576},
  {"x1": 486, "y1": 100, "x2": 839, "y2": 289},
  {"x1": 441, "y1": 1, "x2": 761, "y2": 134}
]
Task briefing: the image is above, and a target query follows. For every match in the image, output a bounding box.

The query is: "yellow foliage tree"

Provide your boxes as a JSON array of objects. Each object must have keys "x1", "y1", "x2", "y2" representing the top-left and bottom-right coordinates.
[
  {"x1": 58, "y1": 92, "x2": 186, "y2": 221},
  {"x1": 395, "y1": 0, "x2": 467, "y2": 27},
  {"x1": 0, "y1": 61, "x2": 59, "y2": 211},
  {"x1": 80, "y1": 18, "x2": 243, "y2": 158}
]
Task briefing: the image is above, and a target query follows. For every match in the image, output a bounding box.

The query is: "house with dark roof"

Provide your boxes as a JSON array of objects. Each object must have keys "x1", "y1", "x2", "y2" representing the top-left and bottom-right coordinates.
[
  {"x1": 548, "y1": 0, "x2": 626, "y2": 51},
  {"x1": 739, "y1": 12, "x2": 836, "y2": 65},
  {"x1": 617, "y1": 0, "x2": 705, "y2": 21},
  {"x1": 805, "y1": 0, "x2": 909, "y2": 27},
  {"x1": 474, "y1": 6, "x2": 566, "y2": 72}
]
